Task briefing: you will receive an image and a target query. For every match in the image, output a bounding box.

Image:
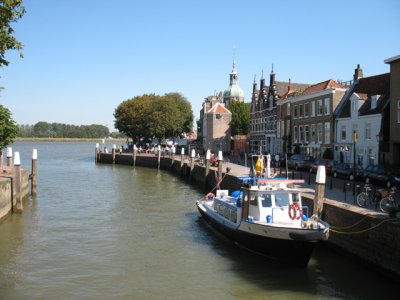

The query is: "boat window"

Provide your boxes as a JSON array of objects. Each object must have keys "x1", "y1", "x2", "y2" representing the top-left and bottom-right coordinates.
[
  {"x1": 250, "y1": 195, "x2": 259, "y2": 206},
  {"x1": 292, "y1": 193, "x2": 300, "y2": 203},
  {"x1": 275, "y1": 194, "x2": 290, "y2": 207},
  {"x1": 261, "y1": 194, "x2": 272, "y2": 207}
]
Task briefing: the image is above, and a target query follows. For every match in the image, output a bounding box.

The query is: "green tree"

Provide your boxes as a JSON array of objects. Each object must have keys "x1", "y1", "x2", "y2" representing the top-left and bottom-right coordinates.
[
  {"x1": 0, "y1": 0, "x2": 25, "y2": 68},
  {"x1": 0, "y1": 104, "x2": 19, "y2": 168},
  {"x1": 227, "y1": 101, "x2": 250, "y2": 135},
  {"x1": 114, "y1": 93, "x2": 193, "y2": 141}
]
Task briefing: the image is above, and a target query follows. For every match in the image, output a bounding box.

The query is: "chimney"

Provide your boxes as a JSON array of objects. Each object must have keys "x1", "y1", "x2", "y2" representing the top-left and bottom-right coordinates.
[
  {"x1": 288, "y1": 78, "x2": 291, "y2": 92},
  {"x1": 353, "y1": 64, "x2": 363, "y2": 81}
]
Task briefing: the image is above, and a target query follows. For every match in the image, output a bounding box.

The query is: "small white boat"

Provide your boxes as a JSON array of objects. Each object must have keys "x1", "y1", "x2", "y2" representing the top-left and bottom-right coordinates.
[{"x1": 196, "y1": 178, "x2": 330, "y2": 267}]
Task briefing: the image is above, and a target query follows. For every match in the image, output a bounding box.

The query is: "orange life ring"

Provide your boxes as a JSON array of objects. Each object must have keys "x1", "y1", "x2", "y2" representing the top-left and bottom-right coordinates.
[
  {"x1": 205, "y1": 192, "x2": 215, "y2": 201},
  {"x1": 288, "y1": 203, "x2": 302, "y2": 220}
]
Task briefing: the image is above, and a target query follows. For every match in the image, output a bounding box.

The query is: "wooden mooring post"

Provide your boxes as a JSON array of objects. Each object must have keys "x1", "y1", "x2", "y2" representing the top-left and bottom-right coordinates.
[
  {"x1": 14, "y1": 152, "x2": 23, "y2": 213},
  {"x1": 31, "y1": 149, "x2": 38, "y2": 196},
  {"x1": 313, "y1": 165, "x2": 326, "y2": 217},
  {"x1": 217, "y1": 150, "x2": 223, "y2": 186},
  {"x1": 6, "y1": 147, "x2": 13, "y2": 167}
]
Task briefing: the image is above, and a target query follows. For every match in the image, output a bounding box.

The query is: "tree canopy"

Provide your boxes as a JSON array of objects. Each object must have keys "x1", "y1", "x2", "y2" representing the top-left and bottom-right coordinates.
[
  {"x1": 114, "y1": 93, "x2": 193, "y2": 141},
  {"x1": 0, "y1": 0, "x2": 25, "y2": 68},
  {"x1": 17, "y1": 122, "x2": 110, "y2": 138},
  {"x1": 0, "y1": 104, "x2": 18, "y2": 150},
  {"x1": 227, "y1": 101, "x2": 250, "y2": 135}
]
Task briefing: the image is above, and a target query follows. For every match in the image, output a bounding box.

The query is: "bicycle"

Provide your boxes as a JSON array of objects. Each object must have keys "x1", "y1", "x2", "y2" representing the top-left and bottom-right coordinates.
[
  {"x1": 356, "y1": 184, "x2": 382, "y2": 210},
  {"x1": 379, "y1": 186, "x2": 399, "y2": 213}
]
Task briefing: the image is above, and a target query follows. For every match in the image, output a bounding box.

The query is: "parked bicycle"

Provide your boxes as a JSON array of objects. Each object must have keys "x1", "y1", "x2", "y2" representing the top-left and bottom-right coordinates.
[
  {"x1": 356, "y1": 184, "x2": 383, "y2": 210},
  {"x1": 379, "y1": 186, "x2": 399, "y2": 213}
]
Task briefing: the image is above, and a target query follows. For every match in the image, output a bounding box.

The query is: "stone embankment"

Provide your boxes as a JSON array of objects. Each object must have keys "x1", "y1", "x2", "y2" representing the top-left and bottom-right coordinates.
[
  {"x1": 0, "y1": 167, "x2": 30, "y2": 220},
  {"x1": 99, "y1": 151, "x2": 400, "y2": 280}
]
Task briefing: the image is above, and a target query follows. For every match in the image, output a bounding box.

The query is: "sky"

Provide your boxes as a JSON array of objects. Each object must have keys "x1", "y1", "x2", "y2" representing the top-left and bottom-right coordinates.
[{"x1": 1, "y1": 0, "x2": 399, "y2": 131}]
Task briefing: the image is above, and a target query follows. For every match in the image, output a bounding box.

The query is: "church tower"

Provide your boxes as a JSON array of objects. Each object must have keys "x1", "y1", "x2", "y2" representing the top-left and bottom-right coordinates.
[{"x1": 223, "y1": 57, "x2": 245, "y2": 106}]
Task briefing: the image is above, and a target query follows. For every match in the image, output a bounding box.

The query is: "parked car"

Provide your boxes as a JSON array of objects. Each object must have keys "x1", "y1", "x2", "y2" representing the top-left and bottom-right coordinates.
[
  {"x1": 287, "y1": 154, "x2": 314, "y2": 171},
  {"x1": 363, "y1": 165, "x2": 400, "y2": 188},
  {"x1": 310, "y1": 159, "x2": 335, "y2": 175},
  {"x1": 331, "y1": 163, "x2": 363, "y2": 180}
]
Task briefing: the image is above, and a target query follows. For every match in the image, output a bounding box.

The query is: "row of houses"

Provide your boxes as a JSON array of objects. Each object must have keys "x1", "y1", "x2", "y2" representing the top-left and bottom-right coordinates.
[{"x1": 196, "y1": 55, "x2": 400, "y2": 168}]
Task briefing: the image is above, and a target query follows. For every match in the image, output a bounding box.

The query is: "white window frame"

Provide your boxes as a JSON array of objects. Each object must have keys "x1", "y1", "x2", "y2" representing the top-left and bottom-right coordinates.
[
  {"x1": 311, "y1": 101, "x2": 315, "y2": 117},
  {"x1": 299, "y1": 125, "x2": 303, "y2": 143},
  {"x1": 324, "y1": 122, "x2": 330, "y2": 144},
  {"x1": 305, "y1": 125, "x2": 309, "y2": 143},
  {"x1": 294, "y1": 126, "x2": 298, "y2": 143},
  {"x1": 340, "y1": 125, "x2": 346, "y2": 142},
  {"x1": 324, "y1": 98, "x2": 330, "y2": 115},
  {"x1": 317, "y1": 123, "x2": 323, "y2": 143},
  {"x1": 397, "y1": 100, "x2": 400, "y2": 123},
  {"x1": 365, "y1": 123, "x2": 371, "y2": 140},
  {"x1": 317, "y1": 99, "x2": 323, "y2": 116},
  {"x1": 311, "y1": 124, "x2": 316, "y2": 142}
]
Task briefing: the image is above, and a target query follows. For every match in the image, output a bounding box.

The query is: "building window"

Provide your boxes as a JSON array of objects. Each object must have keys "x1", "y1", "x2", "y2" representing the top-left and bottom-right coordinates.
[
  {"x1": 299, "y1": 104, "x2": 303, "y2": 118},
  {"x1": 311, "y1": 124, "x2": 316, "y2": 142},
  {"x1": 294, "y1": 105, "x2": 298, "y2": 118},
  {"x1": 324, "y1": 98, "x2": 330, "y2": 115},
  {"x1": 311, "y1": 101, "x2": 315, "y2": 117},
  {"x1": 365, "y1": 123, "x2": 371, "y2": 140},
  {"x1": 304, "y1": 103, "x2": 309, "y2": 117},
  {"x1": 294, "y1": 126, "x2": 298, "y2": 143},
  {"x1": 305, "y1": 125, "x2": 309, "y2": 143},
  {"x1": 299, "y1": 125, "x2": 303, "y2": 143},
  {"x1": 340, "y1": 125, "x2": 346, "y2": 141},
  {"x1": 324, "y1": 122, "x2": 330, "y2": 144},
  {"x1": 317, "y1": 100, "x2": 323, "y2": 116},
  {"x1": 397, "y1": 100, "x2": 400, "y2": 123},
  {"x1": 317, "y1": 123, "x2": 323, "y2": 143}
]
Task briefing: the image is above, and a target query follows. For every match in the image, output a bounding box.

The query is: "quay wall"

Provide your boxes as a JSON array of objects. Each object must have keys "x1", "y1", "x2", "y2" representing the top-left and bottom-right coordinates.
[
  {"x1": 0, "y1": 168, "x2": 30, "y2": 221},
  {"x1": 97, "y1": 153, "x2": 400, "y2": 279}
]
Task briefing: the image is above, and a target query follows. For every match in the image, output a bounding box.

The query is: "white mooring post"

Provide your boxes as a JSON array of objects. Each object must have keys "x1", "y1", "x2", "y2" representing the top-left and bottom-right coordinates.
[
  {"x1": 14, "y1": 152, "x2": 23, "y2": 213},
  {"x1": 217, "y1": 150, "x2": 223, "y2": 185},
  {"x1": 31, "y1": 149, "x2": 38, "y2": 196},
  {"x1": 6, "y1": 147, "x2": 13, "y2": 167},
  {"x1": 314, "y1": 165, "x2": 326, "y2": 217}
]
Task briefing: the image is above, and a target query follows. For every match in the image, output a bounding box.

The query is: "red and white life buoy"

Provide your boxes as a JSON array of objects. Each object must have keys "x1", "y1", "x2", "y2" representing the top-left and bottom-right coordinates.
[
  {"x1": 205, "y1": 193, "x2": 215, "y2": 201},
  {"x1": 288, "y1": 203, "x2": 302, "y2": 220}
]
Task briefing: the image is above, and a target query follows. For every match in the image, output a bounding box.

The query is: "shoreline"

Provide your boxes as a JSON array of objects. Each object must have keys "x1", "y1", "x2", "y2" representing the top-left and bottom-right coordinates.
[{"x1": 15, "y1": 137, "x2": 126, "y2": 142}]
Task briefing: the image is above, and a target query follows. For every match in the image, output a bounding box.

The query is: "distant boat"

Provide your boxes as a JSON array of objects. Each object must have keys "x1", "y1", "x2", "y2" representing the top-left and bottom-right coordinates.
[{"x1": 196, "y1": 178, "x2": 330, "y2": 267}]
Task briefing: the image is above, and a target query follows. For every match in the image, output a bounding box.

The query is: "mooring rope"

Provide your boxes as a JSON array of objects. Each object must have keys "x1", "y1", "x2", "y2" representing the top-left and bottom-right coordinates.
[
  {"x1": 329, "y1": 218, "x2": 399, "y2": 234},
  {"x1": 329, "y1": 214, "x2": 372, "y2": 230}
]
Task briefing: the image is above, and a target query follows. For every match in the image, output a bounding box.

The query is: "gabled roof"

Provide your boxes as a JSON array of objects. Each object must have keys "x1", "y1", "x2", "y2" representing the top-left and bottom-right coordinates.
[
  {"x1": 300, "y1": 79, "x2": 344, "y2": 96},
  {"x1": 359, "y1": 95, "x2": 390, "y2": 116},
  {"x1": 207, "y1": 102, "x2": 231, "y2": 114},
  {"x1": 335, "y1": 73, "x2": 390, "y2": 118},
  {"x1": 353, "y1": 73, "x2": 390, "y2": 95}
]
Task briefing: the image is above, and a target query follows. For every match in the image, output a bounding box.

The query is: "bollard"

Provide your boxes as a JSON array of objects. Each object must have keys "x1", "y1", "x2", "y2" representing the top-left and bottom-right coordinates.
[
  {"x1": 31, "y1": 149, "x2": 38, "y2": 196},
  {"x1": 6, "y1": 147, "x2": 13, "y2": 167},
  {"x1": 14, "y1": 152, "x2": 23, "y2": 213},
  {"x1": 313, "y1": 166, "x2": 326, "y2": 218}
]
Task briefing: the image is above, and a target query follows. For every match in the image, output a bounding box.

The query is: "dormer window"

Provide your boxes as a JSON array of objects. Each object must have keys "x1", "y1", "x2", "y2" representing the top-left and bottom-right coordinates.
[{"x1": 371, "y1": 95, "x2": 380, "y2": 110}]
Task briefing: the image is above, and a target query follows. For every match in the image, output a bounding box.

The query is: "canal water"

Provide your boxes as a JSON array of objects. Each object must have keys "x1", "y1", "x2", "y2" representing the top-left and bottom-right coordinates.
[{"x1": 0, "y1": 141, "x2": 398, "y2": 299}]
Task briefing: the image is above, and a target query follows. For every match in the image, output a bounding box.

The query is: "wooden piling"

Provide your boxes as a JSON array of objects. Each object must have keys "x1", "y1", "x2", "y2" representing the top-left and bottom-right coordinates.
[
  {"x1": 217, "y1": 151, "x2": 223, "y2": 186},
  {"x1": 31, "y1": 149, "x2": 37, "y2": 196},
  {"x1": 6, "y1": 147, "x2": 13, "y2": 167},
  {"x1": 14, "y1": 152, "x2": 23, "y2": 213},
  {"x1": 313, "y1": 165, "x2": 326, "y2": 217}
]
